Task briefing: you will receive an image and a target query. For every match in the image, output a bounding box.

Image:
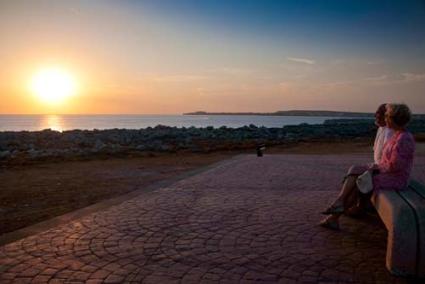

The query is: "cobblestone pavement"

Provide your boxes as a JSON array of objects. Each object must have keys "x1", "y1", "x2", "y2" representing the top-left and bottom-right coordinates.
[{"x1": 1, "y1": 154, "x2": 424, "y2": 283}]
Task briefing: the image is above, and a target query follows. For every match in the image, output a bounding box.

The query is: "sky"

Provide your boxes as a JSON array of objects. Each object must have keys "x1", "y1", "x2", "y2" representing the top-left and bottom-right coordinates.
[{"x1": 1, "y1": 0, "x2": 425, "y2": 114}]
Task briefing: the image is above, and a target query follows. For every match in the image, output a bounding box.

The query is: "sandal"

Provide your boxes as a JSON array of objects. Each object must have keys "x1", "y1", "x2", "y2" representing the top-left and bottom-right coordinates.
[
  {"x1": 321, "y1": 204, "x2": 344, "y2": 215},
  {"x1": 319, "y1": 218, "x2": 340, "y2": 230}
]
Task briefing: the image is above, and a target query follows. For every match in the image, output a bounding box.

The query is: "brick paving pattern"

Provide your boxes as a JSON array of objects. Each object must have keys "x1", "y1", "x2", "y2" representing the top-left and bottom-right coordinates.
[{"x1": 1, "y1": 154, "x2": 424, "y2": 283}]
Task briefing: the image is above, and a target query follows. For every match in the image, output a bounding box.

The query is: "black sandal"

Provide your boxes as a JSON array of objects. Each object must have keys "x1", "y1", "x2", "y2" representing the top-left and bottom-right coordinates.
[
  {"x1": 321, "y1": 204, "x2": 344, "y2": 215},
  {"x1": 319, "y1": 218, "x2": 340, "y2": 230}
]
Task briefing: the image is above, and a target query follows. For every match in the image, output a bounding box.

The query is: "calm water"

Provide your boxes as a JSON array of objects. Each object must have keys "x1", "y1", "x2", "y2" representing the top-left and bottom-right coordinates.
[{"x1": 0, "y1": 115, "x2": 359, "y2": 132}]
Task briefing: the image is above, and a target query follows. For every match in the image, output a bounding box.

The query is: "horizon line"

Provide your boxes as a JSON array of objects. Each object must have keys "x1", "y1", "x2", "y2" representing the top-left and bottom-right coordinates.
[
  {"x1": 0, "y1": 109, "x2": 376, "y2": 116},
  {"x1": 1, "y1": 109, "x2": 424, "y2": 116}
]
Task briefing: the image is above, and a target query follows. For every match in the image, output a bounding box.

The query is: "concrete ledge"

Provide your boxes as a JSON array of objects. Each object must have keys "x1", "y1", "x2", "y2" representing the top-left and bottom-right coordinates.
[{"x1": 372, "y1": 189, "x2": 417, "y2": 276}]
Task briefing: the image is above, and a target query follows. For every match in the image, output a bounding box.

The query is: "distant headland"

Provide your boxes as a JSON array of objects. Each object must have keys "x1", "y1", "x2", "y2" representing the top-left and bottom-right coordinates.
[{"x1": 184, "y1": 110, "x2": 374, "y2": 117}]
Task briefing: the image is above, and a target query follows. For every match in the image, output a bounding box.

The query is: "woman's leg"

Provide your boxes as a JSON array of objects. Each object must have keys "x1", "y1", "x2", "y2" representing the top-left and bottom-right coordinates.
[
  {"x1": 332, "y1": 175, "x2": 358, "y2": 206},
  {"x1": 320, "y1": 167, "x2": 365, "y2": 229},
  {"x1": 344, "y1": 185, "x2": 359, "y2": 209},
  {"x1": 322, "y1": 175, "x2": 358, "y2": 225}
]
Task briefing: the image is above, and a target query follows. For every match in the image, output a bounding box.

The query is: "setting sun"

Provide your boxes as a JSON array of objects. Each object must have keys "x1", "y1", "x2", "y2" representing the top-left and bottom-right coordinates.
[{"x1": 30, "y1": 67, "x2": 77, "y2": 104}]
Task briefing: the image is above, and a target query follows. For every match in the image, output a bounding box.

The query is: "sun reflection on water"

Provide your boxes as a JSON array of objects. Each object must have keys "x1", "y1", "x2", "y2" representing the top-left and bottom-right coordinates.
[{"x1": 41, "y1": 115, "x2": 64, "y2": 132}]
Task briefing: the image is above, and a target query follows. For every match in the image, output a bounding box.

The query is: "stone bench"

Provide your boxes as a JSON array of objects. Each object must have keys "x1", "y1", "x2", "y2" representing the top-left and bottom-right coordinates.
[{"x1": 372, "y1": 179, "x2": 425, "y2": 278}]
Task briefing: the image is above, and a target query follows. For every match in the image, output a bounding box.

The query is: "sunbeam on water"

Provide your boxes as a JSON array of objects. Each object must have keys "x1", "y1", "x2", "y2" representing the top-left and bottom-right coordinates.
[{"x1": 40, "y1": 115, "x2": 64, "y2": 132}]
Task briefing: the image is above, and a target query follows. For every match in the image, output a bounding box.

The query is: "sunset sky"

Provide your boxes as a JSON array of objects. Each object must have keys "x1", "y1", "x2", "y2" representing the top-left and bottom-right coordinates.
[{"x1": 1, "y1": 0, "x2": 425, "y2": 114}]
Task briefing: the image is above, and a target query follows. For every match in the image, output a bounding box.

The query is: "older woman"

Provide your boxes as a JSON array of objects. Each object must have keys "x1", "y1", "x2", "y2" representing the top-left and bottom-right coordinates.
[
  {"x1": 342, "y1": 103, "x2": 393, "y2": 216},
  {"x1": 322, "y1": 104, "x2": 392, "y2": 218},
  {"x1": 320, "y1": 104, "x2": 415, "y2": 230}
]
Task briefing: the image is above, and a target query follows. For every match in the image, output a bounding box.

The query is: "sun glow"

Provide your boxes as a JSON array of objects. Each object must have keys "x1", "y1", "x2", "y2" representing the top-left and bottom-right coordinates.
[{"x1": 30, "y1": 67, "x2": 77, "y2": 104}]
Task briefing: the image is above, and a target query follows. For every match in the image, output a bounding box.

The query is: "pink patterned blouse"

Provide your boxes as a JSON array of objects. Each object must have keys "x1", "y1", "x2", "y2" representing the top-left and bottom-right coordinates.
[{"x1": 373, "y1": 130, "x2": 415, "y2": 191}]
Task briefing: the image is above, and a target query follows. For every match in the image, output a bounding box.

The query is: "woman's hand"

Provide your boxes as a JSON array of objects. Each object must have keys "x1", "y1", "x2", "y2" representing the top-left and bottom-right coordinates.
[
  {"x1": 368, "y1": 163, "x2": 379, "y2": 170},
  {"x1": 368, "y1": 163, "x2": 380, "y2": 175}
]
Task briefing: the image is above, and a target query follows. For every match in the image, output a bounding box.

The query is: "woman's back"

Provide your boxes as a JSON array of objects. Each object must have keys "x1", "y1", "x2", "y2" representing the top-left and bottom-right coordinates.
[{"x1": 375, "y1": 131, "x2": 415, "y2": 190}]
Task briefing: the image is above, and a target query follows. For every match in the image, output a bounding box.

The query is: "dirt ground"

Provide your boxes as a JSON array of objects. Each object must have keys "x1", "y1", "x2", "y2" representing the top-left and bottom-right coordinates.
[
  {"x1": 1, "y1": 140, "x2": 423, "y2": 236},
  {"x1": 0, "y1": 152, "x2": 237, "y2": 235}
]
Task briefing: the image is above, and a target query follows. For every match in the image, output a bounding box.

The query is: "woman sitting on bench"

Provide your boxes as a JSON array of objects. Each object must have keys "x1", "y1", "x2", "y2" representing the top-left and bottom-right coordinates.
[
  {"x1": 320, "y1": 103, "x2": 416, "y2": 230},
  {"x1": 341, "y1": 103, "x2": 393, "y2": 217}
]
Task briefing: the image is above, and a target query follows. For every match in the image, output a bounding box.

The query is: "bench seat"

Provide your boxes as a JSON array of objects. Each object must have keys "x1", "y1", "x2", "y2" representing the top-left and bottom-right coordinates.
[{"x1": 372, "y1": 179, "x2": 425, "y2": 277}]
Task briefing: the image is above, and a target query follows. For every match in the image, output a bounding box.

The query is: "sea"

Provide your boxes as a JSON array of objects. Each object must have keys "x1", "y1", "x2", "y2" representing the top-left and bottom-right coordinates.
[{"x1": 0, "y1": 114, "x2": 362, "y2": 132}]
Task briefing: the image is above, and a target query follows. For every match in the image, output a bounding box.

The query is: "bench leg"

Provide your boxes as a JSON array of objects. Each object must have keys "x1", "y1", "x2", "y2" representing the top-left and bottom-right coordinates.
[
  {"x1": 385, "y1": 220, "x2": 417, "y2": 276},
  {"x1": 373, "y1": 190, "x2": 419, "y2": 277}
]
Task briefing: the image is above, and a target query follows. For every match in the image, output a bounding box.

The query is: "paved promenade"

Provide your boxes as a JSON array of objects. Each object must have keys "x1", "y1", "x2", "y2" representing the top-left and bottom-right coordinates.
[{"x1": 1, "y1": 154, "x2": 424, "y2": 283}]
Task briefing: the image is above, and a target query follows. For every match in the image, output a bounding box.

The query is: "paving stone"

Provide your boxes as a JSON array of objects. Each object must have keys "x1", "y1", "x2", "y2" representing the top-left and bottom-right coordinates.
[
  {"x1": 103, "y1": 274, "x2": 125, "y2": 283},
  {"x1": 1, "y1": 154, "x2": 424, "y2": 283},
  {"x1": 89, "y1": 269, "x2": 110, "y2": 279},
  {"x1": 31, "y1": 275, "x2": 52, "y2": 283},
  {"x1": 47, "y1": 279, "x2": 65, "y2": 284}
]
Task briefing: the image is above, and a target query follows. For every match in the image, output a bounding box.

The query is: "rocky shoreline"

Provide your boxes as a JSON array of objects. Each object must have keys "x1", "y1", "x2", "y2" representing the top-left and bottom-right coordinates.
[{"x1": 1, "y1": 119, "x2": 425, "y2": 162}]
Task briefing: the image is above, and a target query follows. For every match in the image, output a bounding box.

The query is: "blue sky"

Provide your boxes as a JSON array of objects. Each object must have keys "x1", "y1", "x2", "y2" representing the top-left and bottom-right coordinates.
[{"x1": 138, "y1": 0, "x2": 425, "y2": 58}]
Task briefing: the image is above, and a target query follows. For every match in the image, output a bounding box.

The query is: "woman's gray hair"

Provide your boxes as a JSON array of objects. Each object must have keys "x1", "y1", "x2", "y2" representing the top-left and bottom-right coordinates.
[{"x1": 388, "y1": 103, "x2": 412, "y2": 127}]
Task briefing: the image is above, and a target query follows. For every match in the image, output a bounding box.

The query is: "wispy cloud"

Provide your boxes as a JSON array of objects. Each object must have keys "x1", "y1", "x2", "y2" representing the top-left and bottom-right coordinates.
[
  {"x1": 366, "y1": 60, "x2": 384, "y2": 65},
  {"x1": 287, "y1": 57, "x2": 315, "y2": 65},
  {"x1": 363, "y1": 72, "x2": 425, "y2": 85},
  {"x1": 323, "y1": 81, "x2": 353, "y2": 87},
  {"x1": 401, "y1": 72, "x2": 425, "y2": 83},
  {"x1": 364, "y1": 75, "x2": 388, "y2": 82}
]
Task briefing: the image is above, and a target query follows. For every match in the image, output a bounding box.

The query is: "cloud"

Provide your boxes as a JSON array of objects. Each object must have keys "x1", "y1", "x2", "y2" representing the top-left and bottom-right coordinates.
[
  {"x1": 319, "y1": 80, "x2": 353, "y2": 88},
  {"x1": 366, "y1": 61, "x2": 383, "y2": 65},
  {"x1": 363, "y1": 72, "x2": 425, "y2": 86},
  {"x1": 287, "y1": 57, "x2": 315, "y2": 65},
  {"x1": 364, "y1": 75, "x2": 388, "y2": 82},
  {"x1": 401, "y1": 72, "x2": 425, "y2": 83}
]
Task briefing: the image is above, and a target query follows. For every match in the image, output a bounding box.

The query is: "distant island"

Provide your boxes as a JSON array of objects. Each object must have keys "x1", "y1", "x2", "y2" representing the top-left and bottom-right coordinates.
[{"x1": 184, "y1": 110, "x2": 374, "y2": 117}]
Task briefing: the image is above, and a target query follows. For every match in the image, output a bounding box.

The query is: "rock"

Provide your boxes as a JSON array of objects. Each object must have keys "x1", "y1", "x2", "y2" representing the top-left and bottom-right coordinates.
[
  {"x1": 1, "y1": 118, "x2": 425, "y2": 162},
  {"x1": 27, "y1": 149, "x2": 40, "y2": 158},
  {"x1": 159, "y1": 144, "x2": 172, "y2": 151},
  {"x1": 136, "y1": 144, "x2": 146, "y2": 151},
  {"x1": 94, "y1": 140, "x2": 106, "y2": 151},
  {"x1": 0, "y1": 150, "x2": 11, "y2": 159}
]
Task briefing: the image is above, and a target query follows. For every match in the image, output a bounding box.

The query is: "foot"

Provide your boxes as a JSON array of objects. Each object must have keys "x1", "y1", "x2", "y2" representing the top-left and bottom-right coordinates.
[
  {"x1": 345, "y1": 206, "x2": 365, "y2": 218},
  {"x1": 319, "y1": 216, "x2": 340, "y2": 230},
  {"x1": 321, "y1": 202, "x2": 344, "y2": 215}
]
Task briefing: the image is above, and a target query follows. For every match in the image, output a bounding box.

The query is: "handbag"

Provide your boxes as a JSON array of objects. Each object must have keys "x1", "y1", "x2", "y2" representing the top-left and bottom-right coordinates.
[{"x1": 356, "y1": 170, "x2": 374, "y2": 194}]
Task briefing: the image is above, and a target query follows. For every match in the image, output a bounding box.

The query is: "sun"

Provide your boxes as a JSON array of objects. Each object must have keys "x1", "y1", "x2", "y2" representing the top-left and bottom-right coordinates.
[{"x1": 30, "y1": 67, "x2": 77, "y2": 104}]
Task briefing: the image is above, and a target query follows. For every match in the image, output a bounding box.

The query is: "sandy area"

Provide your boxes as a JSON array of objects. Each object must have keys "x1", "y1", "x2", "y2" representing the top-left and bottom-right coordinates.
[{"x1": 1, "y1": 140, "x2": 423, "y2": 236}]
